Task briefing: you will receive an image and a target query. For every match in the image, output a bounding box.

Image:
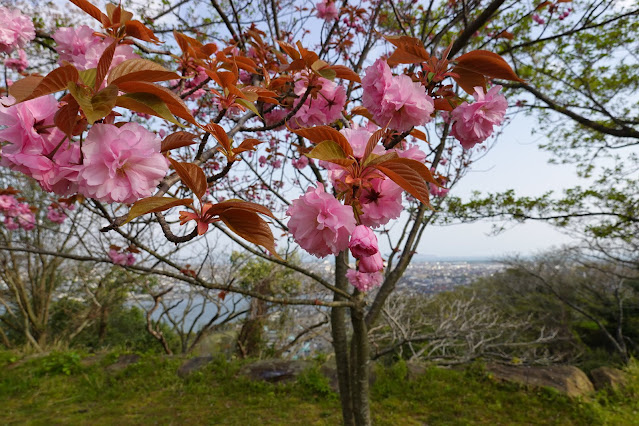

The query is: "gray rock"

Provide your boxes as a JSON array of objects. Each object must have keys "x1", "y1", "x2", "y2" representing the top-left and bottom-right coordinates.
[
  {"x1": 80, "y1": 353, "x2": 107, "y2": 367},
  {"x1": 486, "y1": 363, "x2": 594, "y2": 397},
  {"x1": 106, "y1": 354, "x2": 140, "y2": 372},
  {"x1": 177, "y1": 356, "x2": 213, "y2": 378},
  {"x1": 590, "y1": 366, "x2": 628, "y2": 391},
  {"x1": 239, "y1": 359, "x2": 312, "y2": 384}
]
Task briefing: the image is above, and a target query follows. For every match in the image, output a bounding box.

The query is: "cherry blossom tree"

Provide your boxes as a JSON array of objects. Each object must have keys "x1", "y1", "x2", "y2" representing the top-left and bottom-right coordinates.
[{"x1": 5, "y1": 0, "x2": 613, "y2": 423}]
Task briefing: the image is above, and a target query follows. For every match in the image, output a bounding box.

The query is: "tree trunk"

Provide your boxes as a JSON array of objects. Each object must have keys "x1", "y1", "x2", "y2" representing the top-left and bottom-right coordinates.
[
  {"x1": 331, "y1": 251, "x2": 355, "y2": 425},
  {"x1": 350, "y1": 296, "x2": 372, "y2": 426}
]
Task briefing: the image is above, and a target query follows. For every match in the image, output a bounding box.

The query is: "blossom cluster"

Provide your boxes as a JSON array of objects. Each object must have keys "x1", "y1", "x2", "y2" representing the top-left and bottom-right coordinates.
[
  {"x1": 53, "y1": 25, "x2": 137, "y2": 72},
  {"x1": 0, "y1": 96, "x2": 169, "y2": 204},
  {"x1": 291, "y1": 73, "x2": 346, "y2": 128},
  {"x1": 0, "y1": 6, "x2": 35, "y2": 54},
  {"x1": 0, "y1": 194, "x2": 35, "y2": 230}
]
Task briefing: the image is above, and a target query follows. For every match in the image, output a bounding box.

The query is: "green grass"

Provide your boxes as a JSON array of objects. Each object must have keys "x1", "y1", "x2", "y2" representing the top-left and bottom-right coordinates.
[{"x1": 1, "y1": 351, "x2": 638, "y2": 425}]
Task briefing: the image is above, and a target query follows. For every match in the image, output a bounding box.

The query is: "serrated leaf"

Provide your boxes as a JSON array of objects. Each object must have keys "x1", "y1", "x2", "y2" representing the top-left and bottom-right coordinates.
[
  {"x1": 54, "y1": 96, "x2": 80, "y2": 136},
  {"x1": 374, "y1": 158, "x2": 438, "y2": 207},
  {"x1": 68, "y1": 0, "x2": 108, "y2": 23},
  {"x1": 79, "y1": 69, "x2": 97, "y2": 88},
  {"x1": 161, "y1": 131, "x2": 197, "y2": 152},
  {"x1": 454, "y1": 50, "x2": 523, "y2": 83},
  {"x1": 122, "y1": 196, "x2": 194, "y2": 225},
  {"x1": 95, "y1": 39, "x2": 118, "y2": 90},
  {"x1": 124, "y1": 20, "x2": 160, "y2": 43},
  {"x1": 89, "y1": 84, "x2": 118, "y2": 122},
  {"x1": 204, "y1": 122, "x2": 231, "y2": 153},
  {"x1": 219, "y1": 208, "x2": 281, "y2": 259},
  {"x1": 108, "y1": 59, "x2": 180, "y2": 85},
  {"x1": 362, "y1": 128, "x2": 387, "y2": 164},
  {"x1": 169, "y1": 158, "x2": 208, "y2": 200},
  {"x1": 384, "y1": 35, "x2": 430, "y2": 66},
  {"x1": 233, "y1": 138, "x2": 262, "y2": 155},
  {"x1": 117, "y1": 81, "x2": 197, "y2": 125},
  {"x1": 450, "y1": 65, "x2": 487, "y2": 95},
  {"x1": 290, "y1": 125, "x2": 354, "y2": 157},
  {"x1": 306, "y1": 140, "x2": 347, "y2": 161},
  {"x1": 235, "y1": 98, "x2": 261, "y2": 117},
  {"x1": 14, "y1": 65, "x2": 79, "y2": 102},
  {"x1": 362, "y1": 151, "x2": 398, "y2": 168},
  {"x1": 116, "y1": 92, "x2": 180, "y2": 125},
  {"x1": 206, "y1": 200, "x2": 276, "y2": 219},
  {"x1": 8, "y1": 76, "x2": 43, "y2": 102},
  {"x1": 330, "y1": 65, "x2": 361, "y2": 83}
]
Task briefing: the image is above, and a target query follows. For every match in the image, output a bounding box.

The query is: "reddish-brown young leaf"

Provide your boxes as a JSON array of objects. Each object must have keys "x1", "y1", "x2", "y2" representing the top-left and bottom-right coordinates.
[
  {"x1": 329, "y1": 65, "x2": 361, "y2": 83},
  {"x1": 362, "y1": 128, "x2": 387, "y2": 164},
  {"x1": 122, "y1": 196, "x2": 194, "y2": 225},
  {"x1": 450, "y1": 66, "x2": 487, "y2": 95},
  {"x1": 161, "y1": 131, "x2": 197, "y2": 152},
  {"x1": 68, "y1": 0, "x2": 108, "y2": 24},
  {"x1": 384, "y1": 35, "x2": 430, "y2": 66},
  {"x1": 350, "y1": 106, "x2": 375, "y2": 122},
  {"x1": 95, "y1": 38, "x2": 118, "y2": 90},
  {"x1": 108, "y1": 59, "x2": 180, "y2": 85},
  {"x1": 218, "y1": 208, "x2": 281, "y2": 259},
  {"x1": 124, "y1": 20, "x2": 160, "y2": 44},
  {"x1": 117, "y1": 81, "x2": 197, "y2": 125},
  {"x1": 374, "y1": 158, "x2": 438, "y2": 207},
  {"x1": 454, "y1": 50, "x2": 523, "y2": 82},
  {"x1": 205, "y1": 200, "x2": 276, "y2": 219},
  {"x1": 409, "y1": 128, "x2": 428, "y2": 142},
  {"x1": 433, "y1": 97, "x2": 456, "y2": 111},
  {"x1": 289, "y1": 125, "x2": 354, "y2": 157},
  {"x1": 8, "y1": 76, "x2": 43, "y2": 102},
  {"x1": 169, "y1": 158, "x2": 208, "y2": 201},
  {"x1": 116, "y1": 93, "x2": 179, "y2": 125},
  {"x1": 233, "y1": 138, "x2": 263, "y2": 155},
  {"x1": 204, "y1": 122, "x2": 232, "y2": 153},
  {"x1": 14, "y1": 65, "x2": 79, "y2": 102},
  {"x1": 54, "y1": 95, "x2": 80, "y2": 136},
  {"x1": 278, "y1": 40, "x2": 300, "y2": 60}
]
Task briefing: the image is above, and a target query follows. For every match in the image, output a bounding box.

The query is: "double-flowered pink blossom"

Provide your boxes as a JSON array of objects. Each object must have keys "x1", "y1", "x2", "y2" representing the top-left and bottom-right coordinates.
[
  {"x1": 77, "y1": 123, "x2": 169, "y2": 204},
  {"x1": 316, "y1": 0, "x2": 338, "y2": 20},
  {"x1": 349, "y1": 225, "x2": 378, "y2": 258},
  {"x1": 359, "y1": 178, "x2": 403, "y2": 228},
  {"x1": 53, "y1": 26, "x2": 137, "y2": 71},
  {"x1": 286, "y1": 184, "x2": 356, "y2": 258},
  {"x1": 0, "y1": 7, "x2": 35, "y2": 54},
  {"x1": 346, "y1": 269, "x2": 383, "y2": 292},
  {"x1": 450, "y1": 85, "x2": 507, "y2": 150},
  {"x1": 109, "y1": 248, "x2": 136, "y2": 266},
  {"x1": 0, "y1": 197, "x2": 35, "y2": 231},
  {"x1": 362, "y1": 59, "x2": 434, "y2": 132},
  {"x1": 5, "y1": 49, "x2": 28, "y2": 73},
  {"x1": 292, "y1": 73, "x2": 346, "y2": 127},
  {"x1": 359, "y1": 252, "x2": 383, "y2": 273}
]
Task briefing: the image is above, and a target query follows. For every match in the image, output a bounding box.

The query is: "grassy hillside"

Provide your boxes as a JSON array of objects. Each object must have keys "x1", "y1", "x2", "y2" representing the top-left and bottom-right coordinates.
[{"x1": 1, "y1": 351, "x2": 637, "y2": 425}]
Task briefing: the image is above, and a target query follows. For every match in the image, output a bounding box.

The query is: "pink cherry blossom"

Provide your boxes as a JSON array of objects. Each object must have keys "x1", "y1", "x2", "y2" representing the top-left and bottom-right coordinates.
[
  {"x1": 349, "y1": 225, "x2": 378, "y2": 258},
  {"x1": 53, "y1": 26, "x2": 137, "y2": 71},
  {"x1": 450, "y1": 85, "x2": 507, "y2": 150},
  {"x1": 0, "y1": 95, "x2": 65, "y2": 177},
  {"x1": 0, "y1": 7, "x2": 35, "y2": 54},
  {"x1": 346, "y1": 269, "x2": 383, "y2": 292},
  {"x1": 0, "y1": 195, "x2": 17, "y2": 211},
  {"x1": 362, "y1": 59, "x2": 434, "y2": 132},
  {"x1": 109, "y1": 249, "x2": 136, "y2": 266},
  {"x1": 3, "y1": 201, "x2": 35, "y2": 231},
  {"x1": 359, "y1": 252, "x2": 383, "y2": 273},
  {"x1": 264, "y1": 108, "x2": 288, "y2": 130},
  {"x1": 395, "y1": 141, "x2": 427, "y2": 162},
  {"x1": 77, "y1": 123, "x2": 169, "y2": 204},
  {"x1": 46, "y1": 205, "x2": 67, "y2": 224},
  {"x1": 429, "y1": 185, "x2": 449, "y2": 198},
  {"x1": 359, "y1": 178, "x2": 403, "y2": 228},
  {"x1": 5, "y1": 49, "x2": 28, "y2": 73},
  {"x1": 532, "y1": 14, "x2": 545, "y2": 25},
  {"x1": 292, "y1": 155, "x2": 309, "y2": 170},
  {"x1": 286, "y1": 184, "x2": 356, "y2": 258},
  {"x1": 316, "y1": 0, "x2": 338, "y2": 20},
  {"x1": 340, "y1": 128, "x2": 385, "y2": 160},
  {"x1": 292, "y1": 73, "x2": 346, "y2": 127}
]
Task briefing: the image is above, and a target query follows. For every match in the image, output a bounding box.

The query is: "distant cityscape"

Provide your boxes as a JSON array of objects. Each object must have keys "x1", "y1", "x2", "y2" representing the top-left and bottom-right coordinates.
[{"x1": 398, "y1": 261, "x2": 505, "y2": 293}]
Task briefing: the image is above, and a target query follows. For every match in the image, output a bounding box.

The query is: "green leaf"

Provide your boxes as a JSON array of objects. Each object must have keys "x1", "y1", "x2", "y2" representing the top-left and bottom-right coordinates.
[
  {"x1": 235, "y1": 98, "x2": 262, "y2": 118},
  {"x1": 122, "y1": 197, "x2": 194, "y2": 225},
  {"x1": 79, "y1": 69, "x2": 97, "y2": 88},
  {"x1": 115, "y1": 92, "x2": 181, "y2": 126}
]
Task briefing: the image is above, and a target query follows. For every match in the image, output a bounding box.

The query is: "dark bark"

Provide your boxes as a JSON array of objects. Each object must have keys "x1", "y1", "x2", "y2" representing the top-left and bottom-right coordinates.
[{"x1": 331, "y1": 251, "x2": 354, "y2": 425}]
